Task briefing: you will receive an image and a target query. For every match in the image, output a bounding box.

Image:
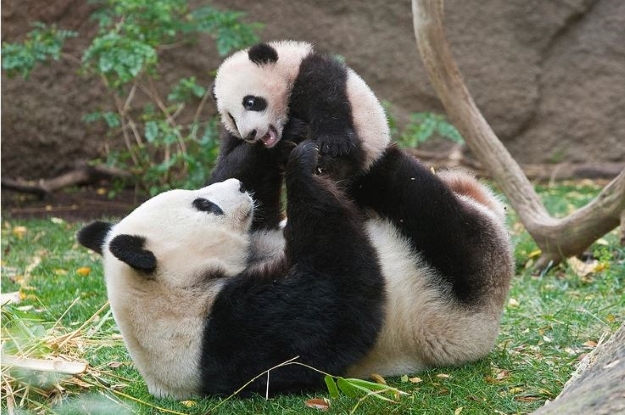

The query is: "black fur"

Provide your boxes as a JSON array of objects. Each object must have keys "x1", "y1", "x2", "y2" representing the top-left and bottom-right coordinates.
[
  {"x1": 76, "y1": 221, "x2": 112, "y2": 254},
  {"x1": 288, "y1": 53, "x2": 365, "y2": 180},
  {"x1": 109, "y1": 234, "x2": 157, "y2": 273},
  {"x1": 207, "y1": 132, "x2": 286, "y2": 231},
  {"x1": 350, "y1": 145, "x2": 500, "y2": 304},
  {"x1": 248, "y1": 43, "x2": 279, "y2": 65},
  {"x1": 199, "y1": 141, "x2": 385, "y2": 396}
]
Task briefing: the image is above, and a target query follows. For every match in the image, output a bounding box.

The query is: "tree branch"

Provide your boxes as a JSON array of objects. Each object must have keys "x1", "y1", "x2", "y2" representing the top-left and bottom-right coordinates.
[{"x1": 411, "y1": 0, "x2": 625, "y2": 268}]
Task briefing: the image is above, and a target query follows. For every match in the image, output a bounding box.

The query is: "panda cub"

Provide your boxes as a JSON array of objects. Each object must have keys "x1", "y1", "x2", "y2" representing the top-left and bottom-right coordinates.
[
  {"x1": 77, "y1": 142, "x2": 385, "y2": 398},
  {"x1": 212, "y1": 40, "x2": 390, "y2": 180}
]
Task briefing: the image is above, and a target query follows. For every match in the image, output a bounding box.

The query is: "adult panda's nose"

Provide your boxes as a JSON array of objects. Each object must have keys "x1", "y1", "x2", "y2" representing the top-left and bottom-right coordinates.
[{"x1": 245, "y1": 130, "x2": 257, "y2": 141}]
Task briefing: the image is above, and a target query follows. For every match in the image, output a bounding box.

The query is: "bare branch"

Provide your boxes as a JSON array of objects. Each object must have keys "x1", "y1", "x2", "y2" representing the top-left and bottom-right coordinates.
[
  {"x1": 411, "y1": 0, "x2": 625, "y2": 267},
  {"x1": 1, "y1": 163, "x2": 132, "y2": 197}
]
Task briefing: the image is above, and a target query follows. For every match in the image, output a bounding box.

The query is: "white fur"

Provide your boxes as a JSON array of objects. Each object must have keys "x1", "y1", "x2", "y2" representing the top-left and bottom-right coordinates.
[
  {"x1": 102, "y1": 179, "x2": 252, "y2": 398},
  {"x1": 345, "y1": 172, "x2": 513, "y2": 377},
  {"x1": 214, "y1": 41, "x2": 311, "y2": 142},
  {"x1": 345, "y1": 68, "x2": 390, "y2": 170}
]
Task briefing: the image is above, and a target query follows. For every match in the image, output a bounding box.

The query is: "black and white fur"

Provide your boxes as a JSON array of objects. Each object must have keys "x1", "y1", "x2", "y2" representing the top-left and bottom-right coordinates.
[
  {"x1": 209, "y1": 41, "x2": 513, "y2": 383},
  {"x1": 77, "y1": 142, "x2": 385, "y2": 398},
  {"x1": 209, "y1": 132, "x2": 513, "y2": 381},
  {"x1": 345, "y1": 145, "x2": 514, "y2": 376},
  {"x1": 213, "y1": 40, "x2": 390, "y2": 180}
]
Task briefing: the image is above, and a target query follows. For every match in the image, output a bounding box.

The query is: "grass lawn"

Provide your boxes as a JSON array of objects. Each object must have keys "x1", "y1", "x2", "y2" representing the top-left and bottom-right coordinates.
[{"x1": 1, "y1": 181, "x2": 624, "y2": 414}]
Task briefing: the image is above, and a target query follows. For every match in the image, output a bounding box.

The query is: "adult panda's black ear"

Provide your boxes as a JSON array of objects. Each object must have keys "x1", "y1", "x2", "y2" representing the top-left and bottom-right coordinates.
[
  {"x1": 109, "y1": 234, "x2": 157, "y2": 273},
  {"x1": 248, "y1": 43, "x2": 278, "y2": 65},
  {"x1": 210, "y1": 81, "x2": 216, "y2": 102},
  {"x1": 77, "y1": 221, "x2": 113, "y2": 255}
]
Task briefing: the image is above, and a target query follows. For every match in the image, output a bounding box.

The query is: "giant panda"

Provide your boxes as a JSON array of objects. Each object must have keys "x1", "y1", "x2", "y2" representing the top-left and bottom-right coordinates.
[
  {"x1": 209, "y1": 41, "x2": 513, "y2": 381},
  {"x1": 77, "y1": 142, "x2": 386, "y2": 398},
  {"x1": 212, "y1": 40, "x2": 390, "y2": 182}
]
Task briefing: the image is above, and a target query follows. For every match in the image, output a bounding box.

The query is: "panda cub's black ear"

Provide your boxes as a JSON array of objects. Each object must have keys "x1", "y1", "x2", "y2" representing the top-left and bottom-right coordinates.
[
  {"x1": 77, "y1": 221, "x2": 113, "y2": 255},
  {"x1": 109, "y1": 234, "x2": 157, "y2": 273},
  {"x1": 248, "y1": 43, "x2": 278, "y2": 65}
]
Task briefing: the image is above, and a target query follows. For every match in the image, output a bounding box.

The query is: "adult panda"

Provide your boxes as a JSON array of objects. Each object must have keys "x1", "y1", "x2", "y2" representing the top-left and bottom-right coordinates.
[{"x1": 77, "y1": 142, "x2": 385, "y2": 398}]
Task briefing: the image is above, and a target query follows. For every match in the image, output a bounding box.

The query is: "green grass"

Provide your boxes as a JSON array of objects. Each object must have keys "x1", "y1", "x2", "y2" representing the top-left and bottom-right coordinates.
[{"x1": 2, "y1": 181, "x2": 624, "y2": 414}]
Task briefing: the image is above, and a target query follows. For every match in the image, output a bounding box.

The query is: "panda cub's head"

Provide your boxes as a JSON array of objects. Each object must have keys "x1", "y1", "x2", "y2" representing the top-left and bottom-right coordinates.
[
  {"x1": 213, "y1": 41, "x2": 312, "y2": 148},
  {"x1": 78, "y1": 178, "x2": 253, "y2": 288}
]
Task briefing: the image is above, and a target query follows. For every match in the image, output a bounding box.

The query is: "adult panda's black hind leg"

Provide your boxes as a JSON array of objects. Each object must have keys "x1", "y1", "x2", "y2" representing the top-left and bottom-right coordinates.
[{"x1": 350, "y1": 145, "x2": 503, "y2": 304}]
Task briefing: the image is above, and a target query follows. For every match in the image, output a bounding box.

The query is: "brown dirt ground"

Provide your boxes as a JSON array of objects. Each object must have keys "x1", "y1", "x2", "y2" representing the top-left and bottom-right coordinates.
[{"x1": 1, "y1": 184, "x2": 141, "y2": 222}]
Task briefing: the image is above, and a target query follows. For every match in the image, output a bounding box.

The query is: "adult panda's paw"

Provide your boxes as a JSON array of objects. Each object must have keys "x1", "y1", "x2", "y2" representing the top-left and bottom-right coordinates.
[{"x1": 287, "y1": 140, "x2": 319, "y2": 177}]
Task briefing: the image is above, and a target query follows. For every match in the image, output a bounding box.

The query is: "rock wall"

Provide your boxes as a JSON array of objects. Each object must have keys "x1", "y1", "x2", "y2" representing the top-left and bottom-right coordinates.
[{"x1": 2, "y1": 0, "x2": 624, "y2": 179}]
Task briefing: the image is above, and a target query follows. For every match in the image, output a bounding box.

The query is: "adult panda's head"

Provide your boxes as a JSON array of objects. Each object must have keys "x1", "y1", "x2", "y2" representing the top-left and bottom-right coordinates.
[
  {"x1": 76, "y1": 179, "x2": 254, "y2": 398},
  {"x1": 78, "y1": 178, "x2": 254, "y2": 289},
  {"x1": 213, "y1": 41, "x2": 312, "y2": 148}
]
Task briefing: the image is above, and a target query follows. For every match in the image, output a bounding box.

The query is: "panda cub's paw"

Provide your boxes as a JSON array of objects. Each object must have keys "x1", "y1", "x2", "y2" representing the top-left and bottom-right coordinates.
[
  {"x1": 287, "y1": 140, "x2": 319, "y2": 177},
  {"x1": 317, "y1": 130, "x2": 357, "y2": 158}
]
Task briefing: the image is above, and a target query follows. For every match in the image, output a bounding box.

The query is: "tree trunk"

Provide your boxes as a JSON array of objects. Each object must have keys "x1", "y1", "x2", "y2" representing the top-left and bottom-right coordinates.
[
  {"x1": 530, "y1": 323, "x2": 625, "y2": 415},
  {"x1": 411, "y1": 0, "x2": 625, "y2": 268}
]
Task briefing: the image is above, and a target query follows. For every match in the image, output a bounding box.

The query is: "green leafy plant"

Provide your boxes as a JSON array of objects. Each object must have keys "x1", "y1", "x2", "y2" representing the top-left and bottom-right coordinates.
[
  {"x1": 2, "y1": 0, "x2": 262, "y2": 196},
  {"x1": 398, "y1": 111, "x2": 464, "y2": 148},
  {"x1": 1, "y1": 22, "x2": 77, "y2": 79}
]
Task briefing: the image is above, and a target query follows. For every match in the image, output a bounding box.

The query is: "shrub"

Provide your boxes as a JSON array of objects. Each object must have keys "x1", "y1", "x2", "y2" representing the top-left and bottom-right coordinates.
[{"x1": 2, "y1": 0, "x2": 262, "y2": 196}]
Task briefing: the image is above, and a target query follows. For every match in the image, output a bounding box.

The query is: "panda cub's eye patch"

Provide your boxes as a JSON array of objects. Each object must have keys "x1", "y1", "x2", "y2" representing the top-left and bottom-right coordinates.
[
  {"x1": 242, "y1": 95, "x2": 267, "y2": 112},
  {"x1": 193, "y1": 198, "x2": 224, "y2": 215}
]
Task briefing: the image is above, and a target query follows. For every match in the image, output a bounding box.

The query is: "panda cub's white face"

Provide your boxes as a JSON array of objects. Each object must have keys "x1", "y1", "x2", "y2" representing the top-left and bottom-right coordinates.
[
  {"x1": 109, "y1": 178, "x2": 254, "y2": 286},
  {"x1": 213, "y1": 41, "x2": 312, "y2": 148}
]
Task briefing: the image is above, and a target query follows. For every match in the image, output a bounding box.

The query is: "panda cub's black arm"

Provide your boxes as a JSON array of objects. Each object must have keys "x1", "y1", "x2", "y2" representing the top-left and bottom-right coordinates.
[
  {"x1": 289, "y1": 53, "x2": 364, "y2": 178},
  {"x1": 199, "y1": 141, "x2": 385, "y2": 396},
  {"x1": 207, "y1": 131, "x2": 285, "y2": 230}
]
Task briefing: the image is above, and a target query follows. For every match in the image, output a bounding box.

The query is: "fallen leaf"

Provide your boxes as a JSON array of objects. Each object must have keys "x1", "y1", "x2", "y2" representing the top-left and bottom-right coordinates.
[
  {"x1": 495, "y1": 369, "x2": 510, "y2": 381},
  {"x1": 436, "y1": 373, "x2": 451, "y2": 379},
  {"x1": 0, "y1": 291, "x2": 22, "y2": 305},
  {"x1": 370, "y1": 373, "x2": 387, "y2": 385},
  {"x1": 583, "y1": 340, "x2": 598, "y2": 348},
  {"x1": 76, "y1": 267, "x2": 91, "y2": 277},
  {"x1": 567, "y1": 256, "x2": 598, "y2": 278},
  {"x1": 12, "y1": 226, "x2": 27, "y2": 239},
  {"x1": 400, "y1": 374, "x2": 409, "y2": 383},
  {"x1": 305, "y1": 398, "x2": 330, "y2": 411},
  {"x1": 515, "y1": 395, "x2": 540, "y2": 402},
  {"x1": 508, "y1": 298, "x2": 520, "y2": 307},
  {"x1": 455, "y1": 407, "x2": 464, "y2": 415},
  {"x1": 408, "y1": 377, "x2": 423, "y2": 383},
  {"x1": 180, "y1": 401, "x2": 196, "y2": 408}
]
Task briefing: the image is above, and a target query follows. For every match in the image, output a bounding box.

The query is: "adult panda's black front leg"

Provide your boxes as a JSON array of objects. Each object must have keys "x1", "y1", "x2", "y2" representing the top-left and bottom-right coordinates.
[
  {"x1": 199, "y1": 141, "x2": 385, "y2": 396},
  {"x1": 207, "y1": 131, "x2": 286, "y2": 231}
]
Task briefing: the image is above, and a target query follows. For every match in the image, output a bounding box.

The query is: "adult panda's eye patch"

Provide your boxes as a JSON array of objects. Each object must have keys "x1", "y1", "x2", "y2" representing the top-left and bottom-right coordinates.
[
  {"x1": 193, "y1": 198, "x2": 224, "y2": 215},
  {"x1": 242, "y1": 95, "x2": 267, "y2": 112}
]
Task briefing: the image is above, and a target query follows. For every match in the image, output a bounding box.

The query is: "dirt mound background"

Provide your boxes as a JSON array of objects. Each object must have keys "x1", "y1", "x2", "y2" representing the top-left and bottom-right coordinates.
[{"x1": 2, "y1": 0, "x2": 624, "y2": 181}]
